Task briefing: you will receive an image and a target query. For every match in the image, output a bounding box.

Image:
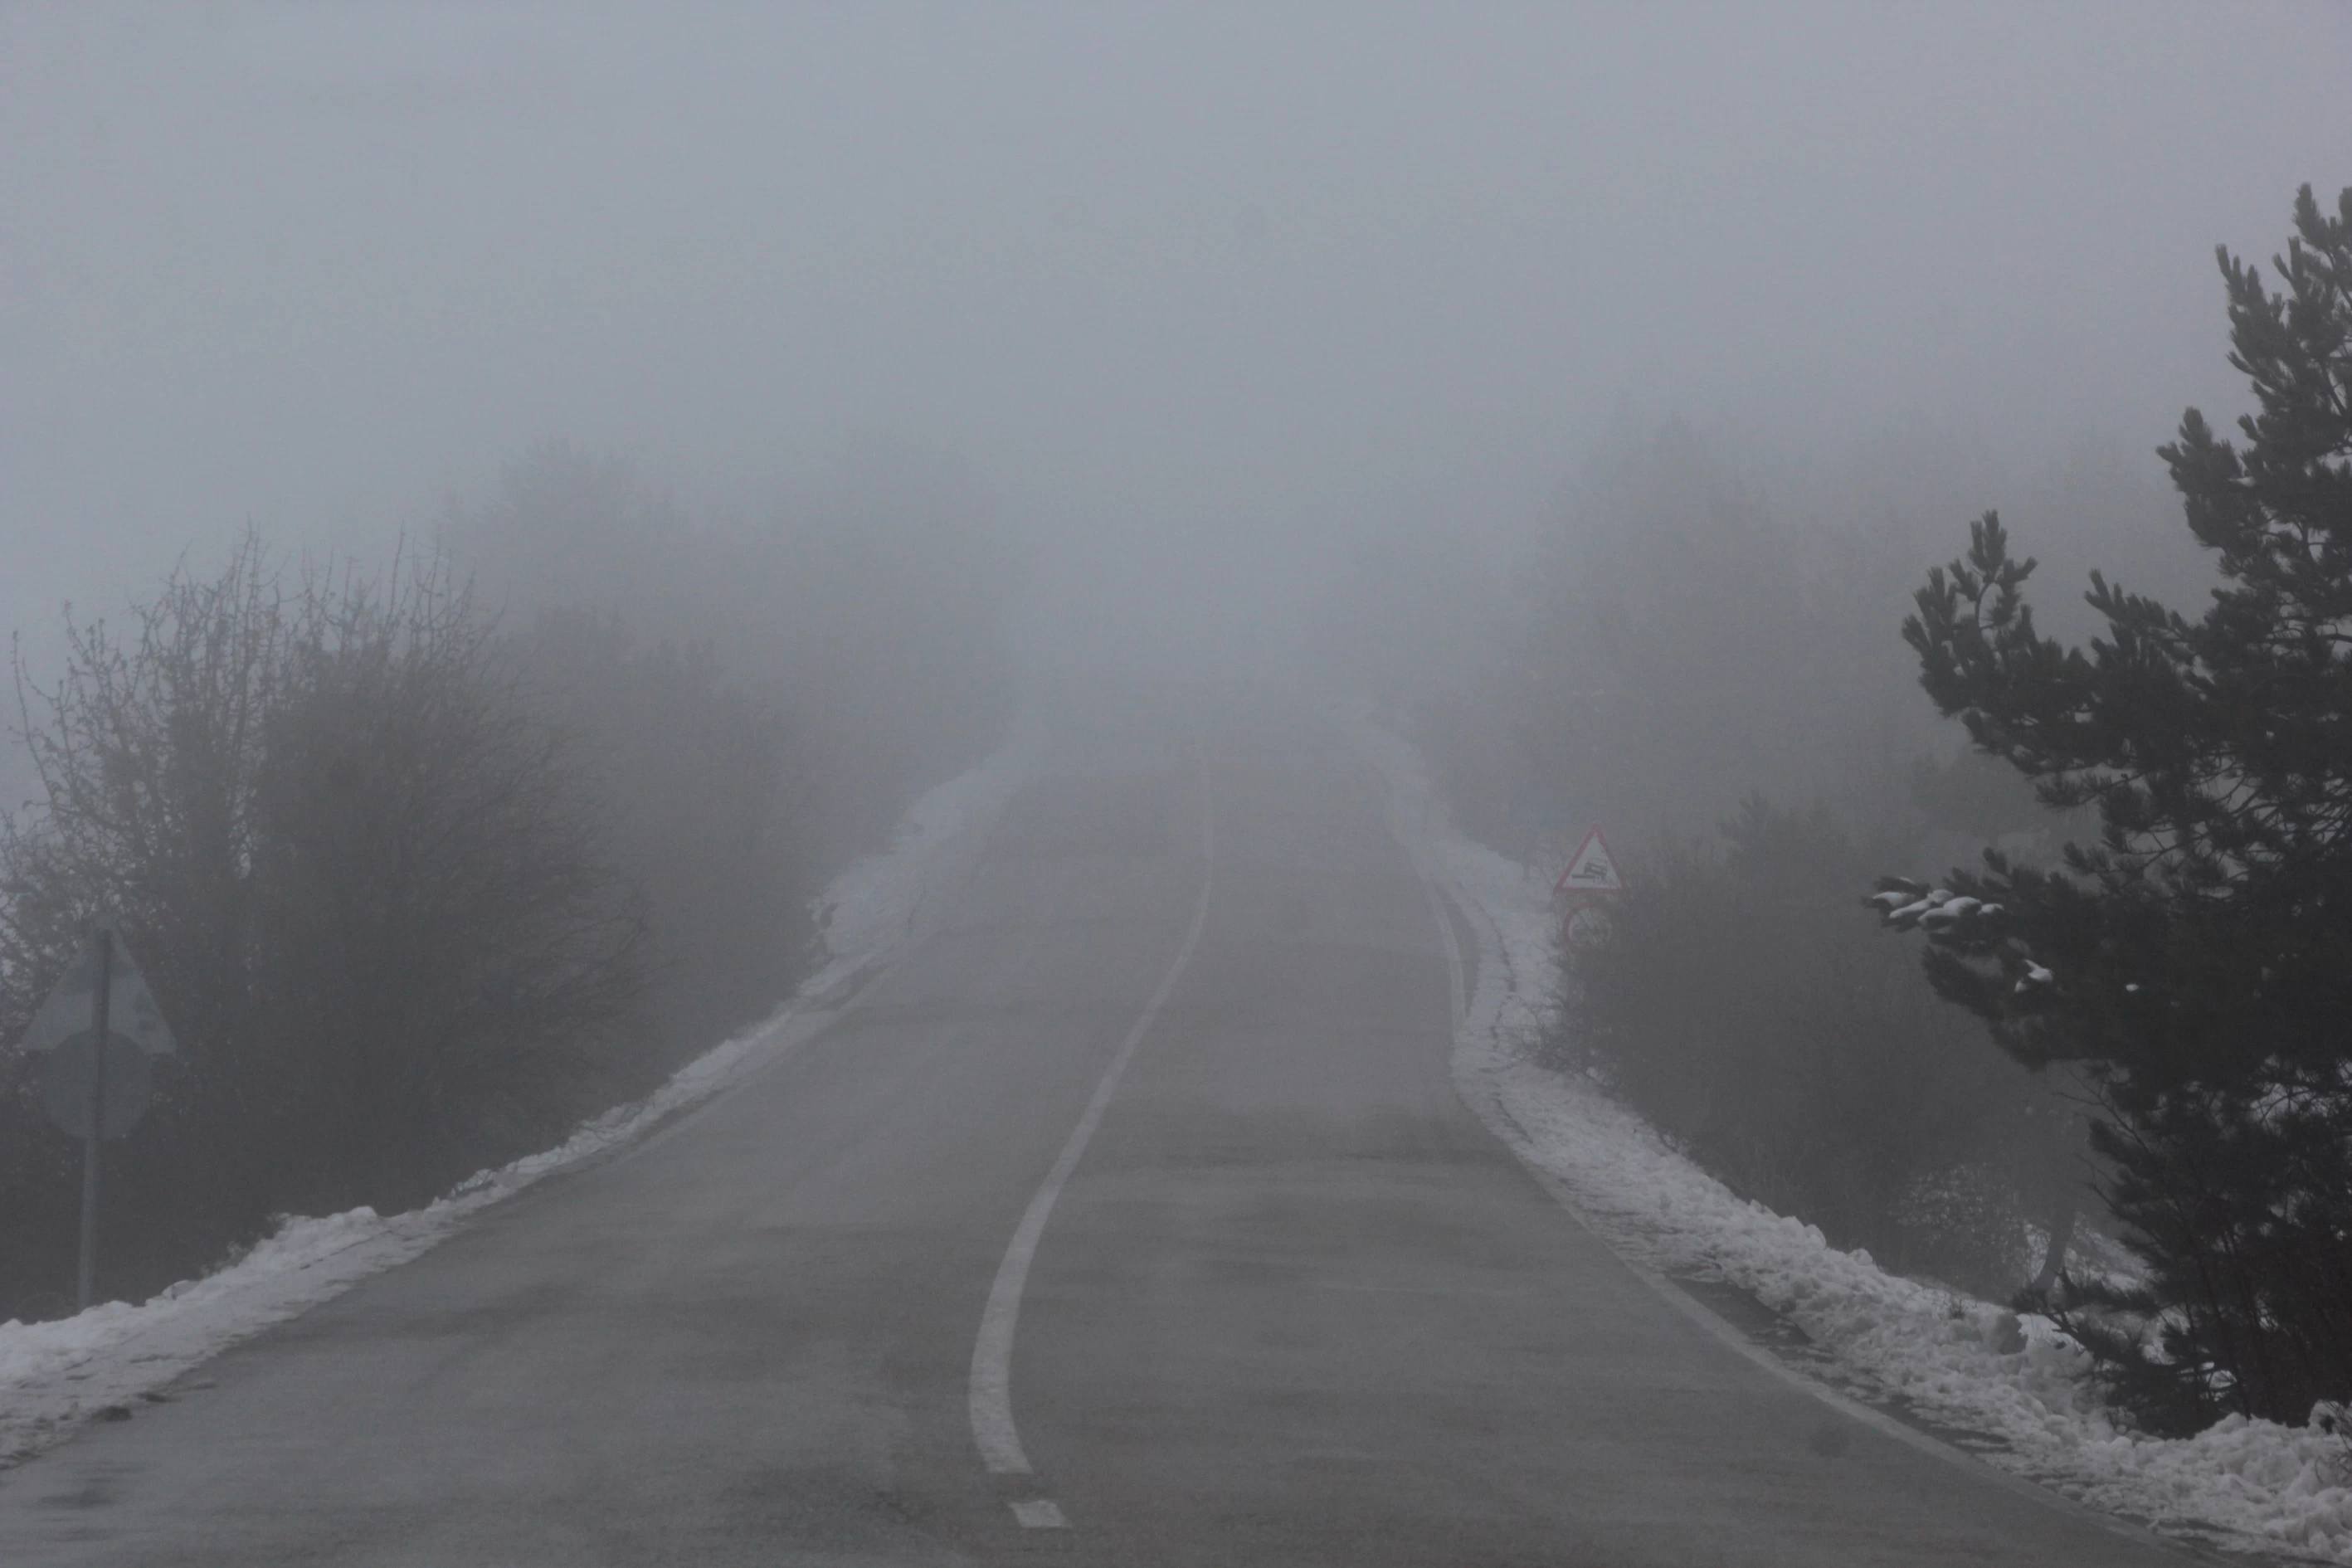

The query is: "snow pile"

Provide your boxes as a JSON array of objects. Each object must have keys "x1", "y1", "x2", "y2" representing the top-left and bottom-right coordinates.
[
  {"x1": 0, "y1": 713, "x2": 1041, "y2": 1466},
  {"x1": 1345, "y1": 709, "x2": 2352, "y2": 1563},
  {"x1": 811, "y1": 704, "x2": 1042, "y2": 986}
]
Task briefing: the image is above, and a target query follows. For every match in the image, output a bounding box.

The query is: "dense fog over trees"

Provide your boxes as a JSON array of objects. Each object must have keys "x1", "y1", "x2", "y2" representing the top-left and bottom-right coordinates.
[
  {"x1": 2, "y1": 2, "x2": 2348, "y2": 1457},
  {"x1": 5, "y1": 5, "x2": 2345, "y2": 679}
]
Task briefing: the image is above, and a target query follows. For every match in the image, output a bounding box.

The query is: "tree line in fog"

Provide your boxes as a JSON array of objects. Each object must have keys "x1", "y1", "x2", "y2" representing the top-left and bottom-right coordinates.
[
  {"x1": 0, "y1": 449, "x2": 1015, "y2": 1320},
  {"x1": 1338, "y1": 185, "x2": 2352, "y2": 1438}
]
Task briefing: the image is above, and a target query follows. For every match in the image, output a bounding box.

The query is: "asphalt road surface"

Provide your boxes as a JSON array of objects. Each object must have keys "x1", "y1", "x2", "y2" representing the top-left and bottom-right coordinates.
[{"x1": 0, "y1": 689, "x2": 2192, "y2": 1566}]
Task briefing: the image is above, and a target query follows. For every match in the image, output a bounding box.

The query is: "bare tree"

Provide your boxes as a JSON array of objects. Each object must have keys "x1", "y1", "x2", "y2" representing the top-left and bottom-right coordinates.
[{"x1": 0, "y1": 538, "x2": 641, "y2": 1312}]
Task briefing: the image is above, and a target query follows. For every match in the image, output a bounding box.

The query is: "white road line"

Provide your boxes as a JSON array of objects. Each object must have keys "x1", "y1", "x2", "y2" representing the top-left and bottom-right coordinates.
[
  {"x1": 1414, "y1": 846, "x2": 1468, "y2": 1035},
  {"x1": 1371, "y1": 759, "x2": 2174, "y2": 1557},
  {"x1": 967, "y1": 769, "x2": 1216, "y2": 1478},
  {"x1": 1009, "y1": 1499, "x2": 1069, "y2": 1529}
]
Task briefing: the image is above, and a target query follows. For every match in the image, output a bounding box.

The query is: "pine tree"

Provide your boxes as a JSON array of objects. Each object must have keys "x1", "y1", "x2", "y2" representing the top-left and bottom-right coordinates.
[{"x1": 1876, "y1": 186, "x2": 2352, "y2": 1430}]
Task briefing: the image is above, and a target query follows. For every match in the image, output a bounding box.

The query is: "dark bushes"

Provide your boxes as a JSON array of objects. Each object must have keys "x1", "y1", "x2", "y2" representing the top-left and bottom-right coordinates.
[
  {"x1": 0, "y1": 438, "x2": 1014, "y2": 1321},
  {"x1": 1566, "y1": 796, "x2": 2054, "y2": 1296},
  {"x1": 452, "y1": 439, "x2": 1019, "y2": 866},
  {"x1": 0, "y1": 543, "x2": 655, "y2": 1314},
  {"x1": 513, "y1": 608, "x2": 814, "y2": 1073}
]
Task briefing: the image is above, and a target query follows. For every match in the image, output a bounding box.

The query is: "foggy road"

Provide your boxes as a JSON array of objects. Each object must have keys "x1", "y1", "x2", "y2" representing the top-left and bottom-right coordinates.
[{"x1": 0, "y1": 691, "x2": 2187, "y2": 1566}]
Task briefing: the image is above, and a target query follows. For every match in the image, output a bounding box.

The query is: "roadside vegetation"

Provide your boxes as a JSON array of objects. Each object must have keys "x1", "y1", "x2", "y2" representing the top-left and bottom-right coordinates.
[
  {"x1": 1342, "y1": 184, "x2": 2352, "y2": 1437},
  {"x1": 1878, "y1": 185, "x2": 2352, "y2": 1434},
  {"x1": 0, "y1": 461, "x2": 1014, "y2": 1321}
]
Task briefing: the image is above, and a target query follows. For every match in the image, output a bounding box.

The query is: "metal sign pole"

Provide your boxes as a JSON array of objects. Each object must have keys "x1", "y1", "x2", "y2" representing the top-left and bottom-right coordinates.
[{"x1": 76, "y1": 926, "x2": 114, "y2": 1313}]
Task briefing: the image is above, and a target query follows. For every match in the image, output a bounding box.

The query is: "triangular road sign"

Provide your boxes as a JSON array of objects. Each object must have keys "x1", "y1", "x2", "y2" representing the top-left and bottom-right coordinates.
[{"x1": 1554, "y1": 826, "x2": 1624, "y2": 897}]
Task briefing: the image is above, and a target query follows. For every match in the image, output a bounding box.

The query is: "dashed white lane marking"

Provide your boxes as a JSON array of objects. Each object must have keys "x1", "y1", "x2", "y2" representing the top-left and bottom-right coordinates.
[
  {"x1": 1010, "y1": 1498, "x2": 1069, "y2": 1529},
  {"x1": 967, "y1": 766, "x2": 1216, "y2": 1478}
]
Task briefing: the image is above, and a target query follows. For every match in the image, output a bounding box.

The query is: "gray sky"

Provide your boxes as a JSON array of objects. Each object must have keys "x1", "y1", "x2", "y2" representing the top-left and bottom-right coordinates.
[{"x1": 4, "y1": 2, "x2": 2348, "y2": 660}]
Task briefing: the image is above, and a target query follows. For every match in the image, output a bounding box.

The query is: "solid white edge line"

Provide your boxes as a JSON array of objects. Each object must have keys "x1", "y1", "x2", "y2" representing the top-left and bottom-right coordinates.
[
  {"x1": 1414, "y1": 854, "x2": 1468, "y2": 1038},
  {"x1": 1469, "y1": 1053, "x2": 2184, "y2": 1555},
  {"x1": 1370, "y1": 757, "x2": 2184, "y2": 1559},
  {"x1": 967, "y1": 766, "x2": 1216, "y2": 1478}
]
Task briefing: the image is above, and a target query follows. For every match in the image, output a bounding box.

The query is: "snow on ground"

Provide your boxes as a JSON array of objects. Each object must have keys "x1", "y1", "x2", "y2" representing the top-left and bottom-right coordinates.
[
  {"x1": 0, "y1": 710, "x2": 1042, "y2": 1468},
  {"x1": 1345, "y1": 709, "x2": 2352, "y2": 1565}
]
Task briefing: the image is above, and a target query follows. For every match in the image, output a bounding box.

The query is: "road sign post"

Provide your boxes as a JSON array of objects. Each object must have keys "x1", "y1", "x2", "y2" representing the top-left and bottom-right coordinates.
[
  {"x1": 17, "y1": 918, "x2": 177, "y2": 1312},
  {"x1": 77, "y1": 928, "x2": 113, "y2": 1313},
  {"x1": 1552, "y1": 825, "x2": 1624, "y2": 952}
]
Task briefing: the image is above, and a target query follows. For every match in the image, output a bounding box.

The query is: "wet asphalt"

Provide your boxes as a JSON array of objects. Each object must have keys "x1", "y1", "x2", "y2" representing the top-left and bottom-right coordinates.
[{"x1": 0, "y1": 688, "x2": 2193, "y2": 1566}]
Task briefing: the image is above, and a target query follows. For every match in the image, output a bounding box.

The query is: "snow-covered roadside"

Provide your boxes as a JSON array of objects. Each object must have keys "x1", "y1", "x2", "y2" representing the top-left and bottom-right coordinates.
[
  {"x1": 1344, "y1": 710, "x2": 2352, "y2": 1565},
  {"x1": 0, "y1": 709, "x2": 1042, "y2": 1467}
]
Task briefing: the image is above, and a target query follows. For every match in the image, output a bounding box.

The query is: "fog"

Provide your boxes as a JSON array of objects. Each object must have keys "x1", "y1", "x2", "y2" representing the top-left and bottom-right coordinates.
[
  {"x1": 10, "y1": 7, "x2": 2352, "y2": 1515},
  {"x1": 7, "y1": 2, "x2": 2347, "y2": 686}
]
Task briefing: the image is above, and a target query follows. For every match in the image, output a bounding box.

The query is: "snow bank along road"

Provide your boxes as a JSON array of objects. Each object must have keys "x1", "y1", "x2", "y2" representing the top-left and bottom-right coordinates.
[{"x1": 0, "y1": 687, "x2": 2194, "y2": 1565}]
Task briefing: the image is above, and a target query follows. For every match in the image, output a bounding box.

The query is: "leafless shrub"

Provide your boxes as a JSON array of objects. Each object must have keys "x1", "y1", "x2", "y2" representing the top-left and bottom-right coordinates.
[
  {"x1": 0, "y1": 537, "x2": 642, "y2": 1312},
  {"x1": 513, "y1": 607, "x2": 815, "y2": 1073}
]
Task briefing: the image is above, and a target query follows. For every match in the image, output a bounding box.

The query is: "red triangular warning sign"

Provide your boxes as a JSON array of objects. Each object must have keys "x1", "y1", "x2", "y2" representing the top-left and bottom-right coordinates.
[{"x1": 1553, "y1": 826, "x2": 1623, "y2": 897}]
